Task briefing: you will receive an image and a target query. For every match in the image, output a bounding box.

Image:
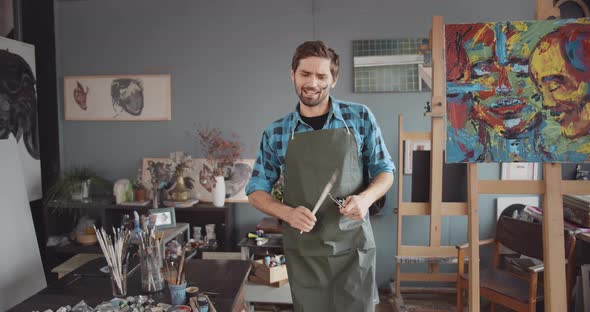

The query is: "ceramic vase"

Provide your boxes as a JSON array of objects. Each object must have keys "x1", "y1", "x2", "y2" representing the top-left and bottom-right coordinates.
[{"x1": 212, "y1": 176, "x2": 225, "y2": 207}]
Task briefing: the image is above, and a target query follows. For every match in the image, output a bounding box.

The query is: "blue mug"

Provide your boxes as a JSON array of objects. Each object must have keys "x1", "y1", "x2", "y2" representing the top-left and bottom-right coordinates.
[{"x1": 168, "y1": 281, "x2": 187, "y2": 306}]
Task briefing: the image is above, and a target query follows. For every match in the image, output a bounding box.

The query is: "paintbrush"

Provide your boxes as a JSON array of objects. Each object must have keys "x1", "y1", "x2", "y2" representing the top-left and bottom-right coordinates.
[
  {"x1": 300, "y1": 170, "x2": 339, "y2": 234},
  {"x1": 176, "y1": 248, "x2": 186, "y2": 285}
]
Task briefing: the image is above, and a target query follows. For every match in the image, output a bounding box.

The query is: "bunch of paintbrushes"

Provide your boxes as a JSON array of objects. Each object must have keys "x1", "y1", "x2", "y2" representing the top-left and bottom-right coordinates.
[
  {"x1": 138, "y1": 226, "x2": 165, "y2": 292},
  {"x1": 162, "y1": 248, "x2": 186, "y2": 286},
  {"x1": 94, "y1": 226, "x2": 131, "y2": 295}
]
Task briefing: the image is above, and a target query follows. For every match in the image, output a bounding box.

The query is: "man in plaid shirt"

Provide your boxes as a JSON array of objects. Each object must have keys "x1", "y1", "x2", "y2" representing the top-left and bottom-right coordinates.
[{"x1": 246, "y1": 41, "x2": 395, "y2": 311}]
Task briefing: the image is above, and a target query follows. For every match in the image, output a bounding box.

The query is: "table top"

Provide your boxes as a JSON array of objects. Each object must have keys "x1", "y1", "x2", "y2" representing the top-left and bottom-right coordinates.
[
  {"x1": 237, "y1": 234, "x2": 283, "y2": 249},
  {"x1": 10, "y1": 259, "x2": 251, "y2": 312}
]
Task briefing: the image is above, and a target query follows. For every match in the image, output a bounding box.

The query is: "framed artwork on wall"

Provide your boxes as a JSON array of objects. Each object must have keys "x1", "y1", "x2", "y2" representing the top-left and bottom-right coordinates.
[
  {"x1": 352, "y1": 38, "x2": 431, "y2": 93},
  {"x1": 404, "y1": 140, "x2": 431, "y2": 174},
  {"x1": 64, "y1": 74, "x2": 171, "y2": 121}
]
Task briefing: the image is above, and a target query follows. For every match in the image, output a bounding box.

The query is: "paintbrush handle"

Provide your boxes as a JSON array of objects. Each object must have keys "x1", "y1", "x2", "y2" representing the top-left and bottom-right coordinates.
[
  {"x1": 300, "y1": 171, "x2": 338, "y2": 234},
  {"x1": 176, "y1": 249, "x2": 186, "y2": 285}
]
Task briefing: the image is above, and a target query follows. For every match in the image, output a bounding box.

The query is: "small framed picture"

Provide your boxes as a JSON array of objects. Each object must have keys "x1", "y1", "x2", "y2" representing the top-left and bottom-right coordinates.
[
  {"x1": 404, "y1": 140, "x2": 431, "y2": 175},
  {"x1": 501, "y1": 163, "x2": 539, "y2": 180},
  {"x1": 149, "y1": 207, "x2": 176, "y2": 230}
]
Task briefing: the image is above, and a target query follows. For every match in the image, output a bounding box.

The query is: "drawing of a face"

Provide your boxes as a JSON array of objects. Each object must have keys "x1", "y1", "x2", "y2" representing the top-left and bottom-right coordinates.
[
  {"x1": 530, "y1": 23, "x2": 590, "y2": 139},
  {"x1": 447, "y1": 22, "x2": 543, "y2": 140},
  {"x1": 111, "y1": 78, "x2": 144, "y2": 116},
  {"x1": 0, "y1": 49, "x2": 39, "y2": 159}
]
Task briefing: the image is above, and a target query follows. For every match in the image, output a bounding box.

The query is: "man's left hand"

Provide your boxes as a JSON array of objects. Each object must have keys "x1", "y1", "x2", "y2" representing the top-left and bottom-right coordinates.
[{"x1": 339, "y1": 194, "x2": 370, "y2": 220}]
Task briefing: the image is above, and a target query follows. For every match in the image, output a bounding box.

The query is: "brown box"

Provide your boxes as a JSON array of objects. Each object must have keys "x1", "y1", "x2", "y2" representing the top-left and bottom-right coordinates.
[
  {"x1": 564, "y1": 204, "x2": 590, "y2": 227},
  {"x1": 251, "y1": 256, "x2": 288, "y2": 284},
  {"x1": 248, "y1": 274, "x2": 288, "y2": 288}
]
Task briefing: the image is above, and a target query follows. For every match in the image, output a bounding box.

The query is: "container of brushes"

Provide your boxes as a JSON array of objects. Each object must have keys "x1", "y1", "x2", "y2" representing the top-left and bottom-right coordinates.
[{"x1": 140, "y1": 245, "x2": 164, "y2": 292}]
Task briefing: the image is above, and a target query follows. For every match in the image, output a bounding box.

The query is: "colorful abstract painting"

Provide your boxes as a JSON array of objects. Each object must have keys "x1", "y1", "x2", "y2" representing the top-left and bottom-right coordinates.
[{"x1": 445, "y1": 18, "x2": 590, "y2": 163}]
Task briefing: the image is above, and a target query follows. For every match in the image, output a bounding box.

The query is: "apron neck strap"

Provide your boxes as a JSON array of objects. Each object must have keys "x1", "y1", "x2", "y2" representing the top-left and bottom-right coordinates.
[{"x1": 290, "y1": 117, "x2": 352, "y2": 140}]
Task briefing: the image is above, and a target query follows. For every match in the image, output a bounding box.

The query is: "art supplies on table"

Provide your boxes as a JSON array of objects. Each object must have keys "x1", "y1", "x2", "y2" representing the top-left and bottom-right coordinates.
[
  {"x1": 137, "y1": 225, "x2": 165, "y2": 293},
  {"x1": 94, "y1": 226, "x2": 131, "y2": 297}
]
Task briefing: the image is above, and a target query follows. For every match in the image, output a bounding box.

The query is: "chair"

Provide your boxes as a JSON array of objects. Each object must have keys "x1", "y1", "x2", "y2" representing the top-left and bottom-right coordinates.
[{"x1": 456, "y1": 216, "x2": 577, "y2": 312}]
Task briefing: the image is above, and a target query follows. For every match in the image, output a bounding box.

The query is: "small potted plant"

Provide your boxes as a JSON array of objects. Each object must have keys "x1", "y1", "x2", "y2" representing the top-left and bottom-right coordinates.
[
  {"x1": 131, "y1": 167, "x2": 147, "y2": 202},
  {"x1": 44, "y1": 166, "x2": 110, "y2": 213}
]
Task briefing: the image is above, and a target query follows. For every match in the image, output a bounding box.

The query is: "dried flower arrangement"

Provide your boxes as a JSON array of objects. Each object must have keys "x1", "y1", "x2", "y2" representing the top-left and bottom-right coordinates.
[{"x1": 194, "y1": 125, "x2": 243, "y2": 188}]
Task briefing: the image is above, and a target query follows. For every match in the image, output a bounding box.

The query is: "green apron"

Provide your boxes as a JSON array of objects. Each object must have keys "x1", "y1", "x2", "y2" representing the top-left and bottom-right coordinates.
[{"x1": 283, "y1": 127, "x2": 378, "y2": 312}]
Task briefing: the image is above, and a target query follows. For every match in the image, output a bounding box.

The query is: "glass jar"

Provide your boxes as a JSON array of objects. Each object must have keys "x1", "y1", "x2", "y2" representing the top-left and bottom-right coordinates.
[
  {"x1": 140, "y1": 245, "x2": 165, "y2": 293},
  {"x1": 110, "y1": 264, "x2": 127, "y2": 297}
]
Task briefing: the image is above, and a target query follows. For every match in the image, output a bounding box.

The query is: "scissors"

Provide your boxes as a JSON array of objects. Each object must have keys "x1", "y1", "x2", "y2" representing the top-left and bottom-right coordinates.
[{"x1": 328, "y1": 193, "x2": 345, "y2": 209}]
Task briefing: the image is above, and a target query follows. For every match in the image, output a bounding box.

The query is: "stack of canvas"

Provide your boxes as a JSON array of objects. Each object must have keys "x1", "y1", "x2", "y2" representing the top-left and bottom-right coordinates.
[{"x1": 563, "y1": 195, "x2": 590, "y2": 227}]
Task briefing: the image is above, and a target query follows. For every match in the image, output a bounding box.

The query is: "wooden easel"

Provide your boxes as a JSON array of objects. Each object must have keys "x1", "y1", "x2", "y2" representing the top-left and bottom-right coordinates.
[
  {"x1": 396, "y1": 2, "x2": 590, "y2": 311},
  {"x1": 394, "y1": 15, "x2": 464, "y2": 303}
]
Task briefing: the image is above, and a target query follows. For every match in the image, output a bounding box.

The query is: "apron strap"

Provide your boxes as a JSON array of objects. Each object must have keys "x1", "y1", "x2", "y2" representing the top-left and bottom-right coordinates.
[{"x1": 290, "y1": 116, "x2": 352, "y2": 140}]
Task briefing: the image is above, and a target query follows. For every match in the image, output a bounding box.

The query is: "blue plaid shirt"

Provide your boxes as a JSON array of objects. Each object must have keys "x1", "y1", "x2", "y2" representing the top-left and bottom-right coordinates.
[{"x1": 246, "y1": 97, "x2": 396, "y2": 195}]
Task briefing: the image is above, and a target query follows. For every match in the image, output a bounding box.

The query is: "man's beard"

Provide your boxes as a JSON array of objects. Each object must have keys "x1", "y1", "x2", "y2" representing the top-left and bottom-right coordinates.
[{"x1": 297, "y1": 86, "x2": 329, "y2": 107}]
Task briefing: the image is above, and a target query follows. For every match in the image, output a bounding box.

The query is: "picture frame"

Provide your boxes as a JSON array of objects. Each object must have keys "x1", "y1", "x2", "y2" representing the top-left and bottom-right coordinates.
[
  {"x1": 501, "y1": 163, "x2": 539, "y2": 180},
  {"x1": 352, "y1": 38, "x2": 431, "y2": 93},
  {"x1": 149, "y1": 207, "x2": 176, "y2": 230},
  {"x1": 404, "y1": 140, "x2": 431, "y2": 175},
  {"x1": 64, "y1": 74, "x2": 171, "y2": 121}
]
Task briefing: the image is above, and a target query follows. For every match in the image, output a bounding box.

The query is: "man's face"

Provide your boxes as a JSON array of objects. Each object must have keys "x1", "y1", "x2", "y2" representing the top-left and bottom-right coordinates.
[
  {"x1": 459, "y1": 22, "x2": 542, "y2": 139},
  {"x1": 291, "y1": 56, "x2": 337, "y2": 108},
  {"x1": 530, "y1": 38, "x2": 590, "y2": 139}
]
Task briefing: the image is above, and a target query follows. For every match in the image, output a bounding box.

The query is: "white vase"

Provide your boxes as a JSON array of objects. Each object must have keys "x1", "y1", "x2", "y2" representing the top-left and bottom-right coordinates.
[{"x1": 212, "y1": 176, "x2": 225, "y2": 207}]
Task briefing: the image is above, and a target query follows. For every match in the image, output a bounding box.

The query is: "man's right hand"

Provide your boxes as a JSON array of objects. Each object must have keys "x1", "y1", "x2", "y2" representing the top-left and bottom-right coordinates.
[{"x1": 286, "y1": 206, "x2": 317, "y2": 232}]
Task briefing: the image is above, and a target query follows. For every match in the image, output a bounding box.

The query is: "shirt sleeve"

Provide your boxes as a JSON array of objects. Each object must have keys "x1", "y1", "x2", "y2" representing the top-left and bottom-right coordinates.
[
  {"x1": 246, "y1": 129, "x2": 281, "y2": 195},
  {"x1": 362, "y1": 107, "x2": 396, "y2": 177}
]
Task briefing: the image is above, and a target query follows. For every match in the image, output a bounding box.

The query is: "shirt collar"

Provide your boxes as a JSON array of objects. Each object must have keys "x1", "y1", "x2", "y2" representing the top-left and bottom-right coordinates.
[{"x1": 292, "y1": 96, "x2": 345, "y2": 126}]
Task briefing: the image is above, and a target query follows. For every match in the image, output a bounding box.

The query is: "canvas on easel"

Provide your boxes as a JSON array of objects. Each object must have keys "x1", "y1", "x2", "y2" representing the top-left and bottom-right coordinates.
[{"x1": 445, "y1": 18, "x2": 590, "y2": 163}]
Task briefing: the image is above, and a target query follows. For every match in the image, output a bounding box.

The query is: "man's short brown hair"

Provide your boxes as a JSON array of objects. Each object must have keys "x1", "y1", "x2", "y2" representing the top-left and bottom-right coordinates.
[{"x1": 291, "y1": 41, "x2": 339, "y2": 79}]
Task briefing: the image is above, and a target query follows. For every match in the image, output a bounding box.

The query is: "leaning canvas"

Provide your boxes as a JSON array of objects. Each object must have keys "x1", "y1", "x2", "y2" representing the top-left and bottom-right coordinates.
[
  {"x1": 0, "y1": 37, "x2": 42, "y2": 200},
  {"x1": 64, "y1": 74, "x2": 171, "y2": 121},
  {"x1": 445, "y1": 18, "x2": 590, "y2": 163}
]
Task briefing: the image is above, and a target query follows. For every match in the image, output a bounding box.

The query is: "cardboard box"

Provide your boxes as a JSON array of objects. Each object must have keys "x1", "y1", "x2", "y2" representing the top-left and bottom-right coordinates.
[
  {"x1": 248, "y1": 274, "x2": 288, "y2": 288},
  {"x1": 251, "y1": 256, "x2": 288, "y2": 284}
]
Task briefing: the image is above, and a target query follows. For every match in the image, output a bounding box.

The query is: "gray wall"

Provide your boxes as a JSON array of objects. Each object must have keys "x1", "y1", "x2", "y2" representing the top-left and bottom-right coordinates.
[{"x1": 55, "y1": 0, "x2": 536, "y2": 287}]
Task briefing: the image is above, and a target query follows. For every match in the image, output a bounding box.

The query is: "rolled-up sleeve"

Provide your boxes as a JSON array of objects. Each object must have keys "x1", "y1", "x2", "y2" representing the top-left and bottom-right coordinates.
[
  {"x1": 363, "y1": 108, "x2": 396, "y2": 177},
  {"x1": 246, "y1": 129, "x2": 281, "y2": 195}
]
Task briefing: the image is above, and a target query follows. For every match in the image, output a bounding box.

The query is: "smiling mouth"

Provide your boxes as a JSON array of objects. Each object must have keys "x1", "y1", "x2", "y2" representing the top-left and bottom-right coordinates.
[
  {"x1": 489, "y1": 98, "x2": 526, "y2": 117},
  {"x1": 303, "y1": 89, "x2": 320, "y2": 96}
]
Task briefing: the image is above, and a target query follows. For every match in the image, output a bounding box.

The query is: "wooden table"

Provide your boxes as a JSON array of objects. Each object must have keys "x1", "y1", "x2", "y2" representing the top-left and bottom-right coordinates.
[
  {"x1": 51, "y1": 253, "x2": 103, "y2": 279},
  {"x1": 10, "y1": 259, "x2": 251, "y2": 312}
]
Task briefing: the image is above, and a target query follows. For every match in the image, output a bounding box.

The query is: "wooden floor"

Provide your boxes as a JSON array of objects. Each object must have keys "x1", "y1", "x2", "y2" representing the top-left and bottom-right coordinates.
[{"x1": 253, "y1": 292, "x2": 516, "y2": 312}]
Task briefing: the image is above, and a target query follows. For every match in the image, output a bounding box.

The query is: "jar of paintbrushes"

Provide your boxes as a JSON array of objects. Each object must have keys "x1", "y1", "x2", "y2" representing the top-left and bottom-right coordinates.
[
  {"x1": 139, "y1": 230, "x2": 165, "y2": 293},
  {"x1": 94, "y1": 226, "x2": 131, "y2": 297}
]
